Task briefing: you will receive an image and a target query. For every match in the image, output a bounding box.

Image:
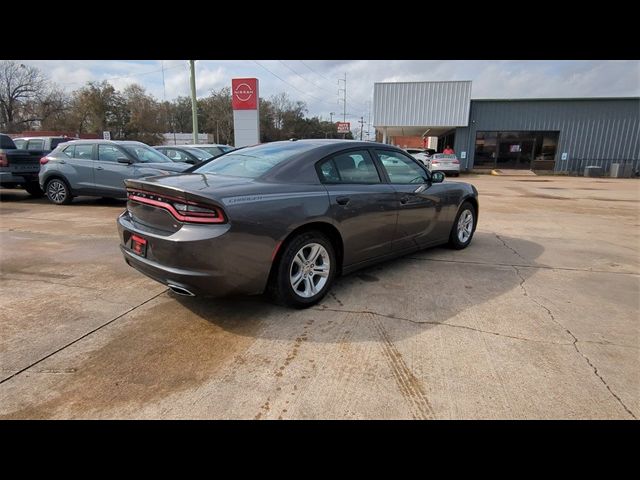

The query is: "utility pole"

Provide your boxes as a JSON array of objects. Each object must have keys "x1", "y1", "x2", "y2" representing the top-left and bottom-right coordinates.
[
  {"x1": 161, "y1": 60, "x2": 169, "y2": 146},
  {"x1": 329, "y1": 112, "x2": 335, "y2": 139},
  {"x1": 366, "y1": 101, "x2": 371, "y2": 141},
  {"x1": 189, "y1": 60, "x2": 199, "y2": 144},
  {"x1": 359, "y1": 116, "x2": 364, "y2": 140},
  {"x1": 338, "y1": 73, "x2": 347, "y2": 138}
]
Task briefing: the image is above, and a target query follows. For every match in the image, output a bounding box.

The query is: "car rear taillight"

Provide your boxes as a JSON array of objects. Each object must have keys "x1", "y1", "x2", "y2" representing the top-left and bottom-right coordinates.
[
  {"x1": 127, "y1": 189, "x2": 226, "y2": 224},
  {"x1": 0, "y1": 153, "x2": 8, "y2": 167},
  {"x1": 452, "y1": 159, "x2": 459, "y2": 164},
  {"x1": 40, "y1": 157, "x2": 50, "y2": 165}
]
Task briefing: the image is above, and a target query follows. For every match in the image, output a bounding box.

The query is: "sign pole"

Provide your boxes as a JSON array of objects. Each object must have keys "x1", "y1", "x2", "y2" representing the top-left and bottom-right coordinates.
[{"x1": 189, "y1": 60, "x2": 199, "y2": 144}]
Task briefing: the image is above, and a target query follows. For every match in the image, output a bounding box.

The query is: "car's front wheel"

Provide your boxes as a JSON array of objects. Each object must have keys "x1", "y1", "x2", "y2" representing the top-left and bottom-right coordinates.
[
  {"x1": 270, "y1": 231, "x2": 336, "y2": 308},
  {"x1": 45, "y1": 178, "x2": 73, "y2": 205},
  {"x1": 448, "y1": 201, "x2": 476, "y2": 249}
]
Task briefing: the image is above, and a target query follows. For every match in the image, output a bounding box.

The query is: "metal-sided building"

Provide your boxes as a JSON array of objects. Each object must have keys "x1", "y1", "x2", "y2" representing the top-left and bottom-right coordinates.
[{"x1": 373, "y1": 81, "x2": 640, "y2": 173}]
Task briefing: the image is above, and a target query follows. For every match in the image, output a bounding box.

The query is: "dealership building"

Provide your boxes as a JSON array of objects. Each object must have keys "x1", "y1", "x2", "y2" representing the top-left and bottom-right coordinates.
[{"x1": 373, "y1": 81, "x2": 640, "y2": 173}]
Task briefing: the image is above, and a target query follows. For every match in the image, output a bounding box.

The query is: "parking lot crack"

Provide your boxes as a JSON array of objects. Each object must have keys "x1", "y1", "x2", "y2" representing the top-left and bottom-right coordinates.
[
  {"x1": 405, "y1": 257, "x2": 640, "y2": 277},
  {"x1": 512, "y1": 266, "x2": 637, "y2": 420},
  {"x1": 496, "y1": 234, "x2": 529, "y2": 263},
  {"x1": 314, "y1": 306, "x2": 573, "y2": 346},
  {"x1": 0, "y1": 289, "x2": 168, "y2": 386}
]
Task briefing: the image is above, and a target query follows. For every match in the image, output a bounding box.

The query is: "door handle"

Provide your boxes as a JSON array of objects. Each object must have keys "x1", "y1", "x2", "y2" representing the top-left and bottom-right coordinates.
[
  {"x1": 400, "y1": 196, "x2": 409, "y2": 205},
  {"x1": 96, "y1": 166, "x2": 104, "y2": 170},
  {"x1": 336, "y1": 196, "x2": 350, "y2": 206}
]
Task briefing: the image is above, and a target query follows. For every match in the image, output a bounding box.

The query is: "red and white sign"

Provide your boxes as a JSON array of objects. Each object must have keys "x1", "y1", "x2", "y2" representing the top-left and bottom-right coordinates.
[
  {"x1": 232, "y1": 78, "x2": 258, "y2": 110},
  {"x1": 336, "y1": 122, "x2": 350, "y2": 134}
]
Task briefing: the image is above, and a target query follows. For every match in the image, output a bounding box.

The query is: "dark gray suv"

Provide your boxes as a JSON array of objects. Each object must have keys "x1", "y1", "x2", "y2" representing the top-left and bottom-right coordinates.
[{"x1": 39, "y1": 140, "x2": 191, "y2": 205}]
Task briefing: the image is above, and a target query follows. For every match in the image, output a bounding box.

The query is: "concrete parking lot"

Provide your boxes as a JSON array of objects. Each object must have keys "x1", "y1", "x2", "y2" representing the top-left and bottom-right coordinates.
[{"x1": 0, "y1": 175, "x2": 638, "y2": 419}]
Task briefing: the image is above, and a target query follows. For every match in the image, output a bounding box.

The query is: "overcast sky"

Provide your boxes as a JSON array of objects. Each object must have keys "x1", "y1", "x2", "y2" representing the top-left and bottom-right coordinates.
[{"x1": 15, "y1": 60, "x2": 640, "y2": 128}]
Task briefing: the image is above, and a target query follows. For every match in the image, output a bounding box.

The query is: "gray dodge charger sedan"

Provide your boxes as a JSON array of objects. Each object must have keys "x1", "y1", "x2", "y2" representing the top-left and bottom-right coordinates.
[{"x1": 117, "y1": 140, "x2": 478, "y2": 308}]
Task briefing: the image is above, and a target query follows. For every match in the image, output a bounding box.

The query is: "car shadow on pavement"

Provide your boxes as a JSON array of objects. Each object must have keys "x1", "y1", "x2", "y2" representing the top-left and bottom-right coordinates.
[{"x1": 171, "y1": 232, "x2": 545, "y2": 344}]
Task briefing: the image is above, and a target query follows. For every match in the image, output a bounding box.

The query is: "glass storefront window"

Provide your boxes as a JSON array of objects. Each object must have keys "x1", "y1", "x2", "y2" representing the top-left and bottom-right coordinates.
[{"x1": 474, "y1": 131, "x2": 559, "y2": 169}]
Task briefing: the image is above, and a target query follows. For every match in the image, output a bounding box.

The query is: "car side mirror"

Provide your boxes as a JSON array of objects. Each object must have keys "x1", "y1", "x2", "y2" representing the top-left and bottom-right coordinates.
[
  {"x1": 431, "y1": 171, "x2": 445, "y2": 183},
  {"x1": 117, "y1": 157, "x2": 133, "y2": 164}
]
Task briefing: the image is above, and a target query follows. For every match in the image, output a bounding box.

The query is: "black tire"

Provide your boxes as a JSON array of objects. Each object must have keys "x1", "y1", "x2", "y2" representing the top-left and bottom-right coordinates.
[
  {"x1": 448, "y1": 201, "x2": 477, "y2": 250},
  {"x1": 24, "y1": 181, "x2": 44, "y2": 197},
  {"x1": 45, "y1": 178, "x2": 73, "y2": 205},
  {"x1": 269, "y1": 231, "x2": 336, "y2": 309}
]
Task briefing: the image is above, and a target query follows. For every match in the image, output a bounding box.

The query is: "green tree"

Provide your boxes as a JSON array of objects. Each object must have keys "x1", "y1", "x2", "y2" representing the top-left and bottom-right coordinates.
[{"x1": 121, "y1": 84, "x2": 164, "y2": 144}]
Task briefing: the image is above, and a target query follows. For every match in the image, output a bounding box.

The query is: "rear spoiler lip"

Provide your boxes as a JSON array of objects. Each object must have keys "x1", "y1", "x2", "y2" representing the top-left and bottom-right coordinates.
[{"x1": 124, "y1": 178, "x2": 225, "y2": 210}]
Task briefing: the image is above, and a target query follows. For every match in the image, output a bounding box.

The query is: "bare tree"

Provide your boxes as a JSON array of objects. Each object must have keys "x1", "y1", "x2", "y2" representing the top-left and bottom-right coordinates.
[{"x1": 0, "y1": 61, "x2": 46, "y2": 132}]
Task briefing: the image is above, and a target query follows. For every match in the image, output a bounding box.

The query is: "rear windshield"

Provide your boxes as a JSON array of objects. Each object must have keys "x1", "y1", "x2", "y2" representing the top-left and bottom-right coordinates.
[
  {"x1": 184, "y1": 148, "x2": 212, "y2": 160},
  {"x1": 193, "y1": 142, "x2": 315, "y2": 178},
  {"x1": 434, "y1": 154, "x2": 457, "y2": 159},
  {"x1": 122, "y1": 144, "x2": 172, "y2": 163}
]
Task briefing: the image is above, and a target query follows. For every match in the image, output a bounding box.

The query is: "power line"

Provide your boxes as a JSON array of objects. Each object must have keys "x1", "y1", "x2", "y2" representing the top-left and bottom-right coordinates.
[
  {"x1": 58, "y1": 63, "x2": 186, "y2": 88},
  {"x1": 298, "y1": 60, "x2": 370, "y2": 110},
  {"x1": 277, "y1": 60, "x2": 336, "y2": 95},
  {"x1": 252, "y1": 60, "x2": 337, "y2": 109},
  {"x1": 299, "y1": 60, "x2": 334, "y2": 83}
]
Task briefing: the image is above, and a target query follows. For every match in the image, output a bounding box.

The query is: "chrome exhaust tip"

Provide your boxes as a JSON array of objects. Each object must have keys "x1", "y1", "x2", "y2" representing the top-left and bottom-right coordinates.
[{"x1": 168, "y1": 284, "x2": 195, "y2": 297}]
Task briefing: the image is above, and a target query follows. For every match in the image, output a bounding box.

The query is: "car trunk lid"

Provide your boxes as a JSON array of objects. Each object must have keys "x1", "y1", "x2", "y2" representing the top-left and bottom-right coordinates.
[{"x1": 124, "y1": 174, "x2": 239, "y2": 234}]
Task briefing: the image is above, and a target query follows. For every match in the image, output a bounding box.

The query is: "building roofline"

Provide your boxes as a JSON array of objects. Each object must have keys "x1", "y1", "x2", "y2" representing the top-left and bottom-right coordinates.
[
  {"x1": 374, "y1": 80, "x2": 472, "y2": 85},
  {"x1": 471, "y1": 96, "x2": 639, "y2": 102}
]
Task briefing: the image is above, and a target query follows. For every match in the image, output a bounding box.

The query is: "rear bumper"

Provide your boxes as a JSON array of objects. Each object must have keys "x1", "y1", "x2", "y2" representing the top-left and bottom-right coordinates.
[
  {"x1": 430, "y1": 165, "x2": 460, "y2": 173},
  {"x1": 0, "y1": 172, "x2": 38, "y2": 186},
  {"x1": 120, "y1": 245, "x2": 227, "y2": 297},
  {"x1": 117, "y1": 211, "x2": 274, "y2": 297}
]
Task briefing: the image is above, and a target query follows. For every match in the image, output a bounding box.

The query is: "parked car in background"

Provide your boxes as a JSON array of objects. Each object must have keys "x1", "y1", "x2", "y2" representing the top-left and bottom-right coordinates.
[
  {"x1": 118, "y1": 139, "x2": 478, "y2": 308},
  {"x1": 39, "y1": 140, "x2": 191, "y2": 205},
  {"x1": 405, "y1": 148, "x2": 436, "y2": 167},
  {"x1": 429, "y1": 153, "x2": 460, "y2": 176},
  {"x1": 153, "y1": 146, "x2": 214, "y2": 165},
  {"x1": 0, "y1": 133, "x2": 45, "y2": 196},
  {"x1": 181, "y1": 144, "x2": 235, "y2": 157},
  {"x1": 13, "y1": 136, "x2": 78, "y2": 155}
]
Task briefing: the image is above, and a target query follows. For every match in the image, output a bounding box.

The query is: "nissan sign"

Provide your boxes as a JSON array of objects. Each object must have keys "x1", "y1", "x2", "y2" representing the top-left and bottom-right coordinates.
[
  {"x1": 232, "y1": 78, "x2": 258, "y2": 110},
  {"x1": 336, "y1": 122, "x2": 350, "y2": 134}
]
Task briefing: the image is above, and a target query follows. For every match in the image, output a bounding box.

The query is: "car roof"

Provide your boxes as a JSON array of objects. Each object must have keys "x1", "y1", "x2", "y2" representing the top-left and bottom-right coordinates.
[
  {"x1": 59, "y1": 139, "x2": 147, "y2": 146},
  {"x1": 181, "y1": 144, "x2": 233, "y2": 148},
  {"x1": 157, "y1": 145, "x2": 208, "y2": 150},
  {"x1": 13, "y1": 136, "x2": 72, "y2": 140}
]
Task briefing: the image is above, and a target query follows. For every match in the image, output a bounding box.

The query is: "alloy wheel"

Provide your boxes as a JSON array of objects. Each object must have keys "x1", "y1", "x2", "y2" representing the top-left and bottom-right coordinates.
[
  {"x1": 457, "y1": 209, "x2": 474, "y2": 243},
  {"x1": 47, "y1": 180, "x2": 67, "y2": 204},
  {"x1": 289, "y1": 242, "x2": 331, "y2": 298}
]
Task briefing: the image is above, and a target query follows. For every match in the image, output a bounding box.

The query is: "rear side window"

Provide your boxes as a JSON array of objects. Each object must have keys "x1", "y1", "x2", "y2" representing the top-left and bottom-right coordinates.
[
  {"x1": 27, "y1": 139, "x2": 44, "y2": 150},
  {"x1": 75, "y1": 144, "x2": 94, "y2": 160},
  {"x1": 14, "y1": 139, "x2": 26, "y2": 149},
  {"x1": 163, "y1": 148, "x2": 190, "y2": 162},
  {"x1": 317, "y1": 150, "x2": 381, "y2": 184},
  {"x1": 98, "y1": 144, "x2": 124, "y2": 162}
]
